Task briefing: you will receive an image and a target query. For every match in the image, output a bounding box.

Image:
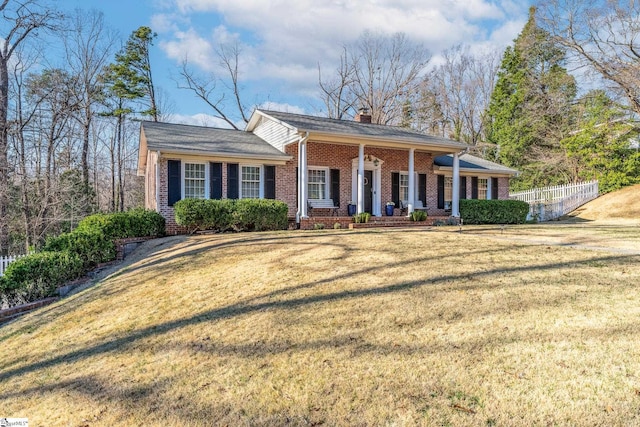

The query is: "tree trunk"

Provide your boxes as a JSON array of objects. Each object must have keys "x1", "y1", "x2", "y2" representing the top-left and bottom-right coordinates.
[{"x1": 0, "y1": 56, "x2": 8, "y2": 255}]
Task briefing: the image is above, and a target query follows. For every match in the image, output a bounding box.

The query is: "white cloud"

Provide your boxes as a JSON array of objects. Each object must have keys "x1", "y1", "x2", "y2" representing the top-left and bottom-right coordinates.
[
  {"x1": 150, "y1": 13, "x2": 188, "y2": 33},
  {"x1": 160, "y1": 28, "x2": 214, "y2": 70},
  {"x1": 157, "y1": 0, "x2": 531, "y2": 114},
  {"x1": 257, "y1": 102, "x2": 306, "y2": 115},
  {"x1": 167, "y1": 113, "x2": 236, "y2": 128}
]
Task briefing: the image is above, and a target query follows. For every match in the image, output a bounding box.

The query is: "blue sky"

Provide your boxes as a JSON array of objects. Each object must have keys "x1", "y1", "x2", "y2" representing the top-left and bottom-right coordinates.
[{"x1": 60, "y1": 0, "x2": 532, "y2": 127}]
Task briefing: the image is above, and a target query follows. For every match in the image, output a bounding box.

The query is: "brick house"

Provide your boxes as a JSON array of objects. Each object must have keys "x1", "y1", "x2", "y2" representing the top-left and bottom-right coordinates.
[{"x1": 137, "y1": 109, "x2": 518, "y2": 232}]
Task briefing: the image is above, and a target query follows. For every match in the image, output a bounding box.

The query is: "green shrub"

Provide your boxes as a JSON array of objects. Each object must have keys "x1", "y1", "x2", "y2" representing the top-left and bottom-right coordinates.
[
  {"x1": 333, "y1": 222, "x2": 341, "y2": 229},
  {"x1": 0, "y1": 251, "x2": 84, "y2": 306},
  {"x1": 174, "y1": 198, "x2": 288, "y2": 232},
  {"x1": 44, "y1": 229, "x2": 116, "y2": 269},
  {"x1": 459, "y1": 199, "x2": 529, "y2": 224},
  {"x1": 1, "y1": 209, "x2": 165, "y2": 307},
  {"x1": 76, "y1": 208, "x2": 165, "y2": 240},
  {"x1": 353, "y1": 212, "x2": 371, "y2": 223},
  {"x1": 410, "y1": 211, "x2": 427, "y2": 221},
  {"x1": 233, "y1": 199, "x2": 288, "y2": 231}
]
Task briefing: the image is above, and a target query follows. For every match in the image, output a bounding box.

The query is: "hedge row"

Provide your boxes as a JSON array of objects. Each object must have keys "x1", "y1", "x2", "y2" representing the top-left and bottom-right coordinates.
[
  {"x1": 0, "y1": 209, "x2": 165, "y2": 308},
  {"x1": 174, "y1": 198, "x2": 288, "y2": 232},
  {"x1": 459, "y1": 199, "x2": 529, "y2": 224}
]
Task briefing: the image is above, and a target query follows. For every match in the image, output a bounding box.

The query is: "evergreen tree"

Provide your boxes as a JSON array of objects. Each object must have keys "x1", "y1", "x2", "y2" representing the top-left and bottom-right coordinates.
[
  {"x1": 101, "y1": 26, "x2": 158, "y2": 211},
  {"x1": 486, "y1": 7, "x2": 576, "y2": 190},
  {"x1": 561, "y1": 90, "x2": 640, "y2": 193}
]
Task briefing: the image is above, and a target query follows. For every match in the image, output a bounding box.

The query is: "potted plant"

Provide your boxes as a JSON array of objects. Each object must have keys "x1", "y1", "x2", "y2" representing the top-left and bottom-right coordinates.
[
  {"x1": 385, "y1": 201, "x2": 395, "y2": 216},
  {"x1": 347, "y1": 201, "x2": 356, "y2": 216}
]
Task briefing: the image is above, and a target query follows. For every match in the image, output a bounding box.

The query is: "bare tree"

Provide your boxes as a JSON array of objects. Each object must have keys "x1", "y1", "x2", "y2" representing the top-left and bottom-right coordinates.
[
  {"x1": 0, "y1": 0, "x2": 61, "y2": 254},
  {"x1": 418, "y1": 45, "x2": 500, "y2": 148},
  {"x1": 8, "y1": 48, "x2": 43, "y2": 252},
  {"x1": 64, "y1": 9, "x2": 116, "y2": 193},
  {"x1": 177, "y1": 41, "x2": 250, "y2": 129},
  {"x1": 317, "y1": 31, "x2": 430, "y2": 125},
  {"x1": 318, "y1": 47, "x2": 357, "y2": 119},
  {"x1": 538, "y1": 0, "x2": 640, "y2": 115}
]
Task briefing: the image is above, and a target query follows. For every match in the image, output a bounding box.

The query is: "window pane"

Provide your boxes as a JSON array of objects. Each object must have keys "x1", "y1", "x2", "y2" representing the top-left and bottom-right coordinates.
[
  {"x1": 308, "y1": 169, "x2": 326, "y2": 199},
  {"x1": 184, "y1": 163, "x2": 205, "y2": 199},
  {"x1": 444, "y1": 177, "x2": 453, "y2": 204},
  {"x1": 241, "y1": 166, "x2": 260, "y2": 199},
  {"x1": 478, "y1": 178, "x2": 488, "y2": 200},
  {"x1": 400, "y1": 173, "x2": 409, "y2": 201}
]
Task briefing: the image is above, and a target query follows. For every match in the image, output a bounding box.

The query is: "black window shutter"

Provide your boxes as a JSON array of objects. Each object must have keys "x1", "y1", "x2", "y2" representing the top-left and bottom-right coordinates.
[
  {"x1": 437, "y1": 175, "x2": 444, "y2": 209},
  {"x1": 471, "y1": 177, "x2": 478, "y2": 199},
  {"x1": 391, "y1": 172, "x2": 400, "y2": 207},
  {"x1": 167, "y1": 160, "x2": 181, "y2": 206},
  {"x1": 264, "y1": 165, "x2": 276, "y2": 199},
  {"x1": 227, "y1": 163, "x2": 239, "y2": 199},
  {"x1": 210, "y1": 162, "x2": 222, "y2": 199},
  {"x1": 330, "y1": 169, "x2": 340, "y2": 206},
  {"x1": 460, "y1": 176, "x2": 467, "y2": 200},
  {"x1": 418, "y1": 173, "x2": 427, "y2": 204},
  {"x1": 295, "y1": 167, "x2": 299, "y2": 207},
  {"x1": 491, "y1": 177, "x2": 499, "y2": 200}
]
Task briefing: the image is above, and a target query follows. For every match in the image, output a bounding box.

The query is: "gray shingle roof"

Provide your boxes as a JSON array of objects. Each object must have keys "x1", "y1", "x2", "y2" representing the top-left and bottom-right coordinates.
[
  {"x1": 434, "y1": 153, "x2": 519, "y2": 174},
  {"x1": 141, "y1": 121, "x2": 289, "y2": 158},
  {"x1": 259, "y1": 110, "x2": 468, "y2": 147}
]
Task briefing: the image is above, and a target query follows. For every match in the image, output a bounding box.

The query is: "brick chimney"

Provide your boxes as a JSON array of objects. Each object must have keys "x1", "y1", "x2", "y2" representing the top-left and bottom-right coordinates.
[{"x1": 354, "y1": 107, "x2": 372, "y2": 124}]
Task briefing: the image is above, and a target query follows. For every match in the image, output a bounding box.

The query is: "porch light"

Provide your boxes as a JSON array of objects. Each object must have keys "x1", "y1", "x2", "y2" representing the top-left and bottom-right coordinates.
[{"x1": 373, "y1": 158, "x2": 379, "y2": 166}]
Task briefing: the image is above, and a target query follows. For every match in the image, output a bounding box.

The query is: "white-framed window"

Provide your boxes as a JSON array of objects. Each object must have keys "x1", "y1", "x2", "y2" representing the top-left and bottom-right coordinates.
[
  {"x1": 240, "y1": 165, "x2": 261, "y2": 199},
  {"x1": 399, "y1": 173, "x2": 409, "y2": 202},
  {"x1": 183, "y1": 162, "x2": 207, "y2": 199},
  {"x1": 478, "y1": 178, "x2": 488, "y2": 200},
  {"x1": 444, "y1": 176, "x2": 453, "y2": 209},
  {"x1": 308, "y1": 167, "x2": 329, "y2": 200}
]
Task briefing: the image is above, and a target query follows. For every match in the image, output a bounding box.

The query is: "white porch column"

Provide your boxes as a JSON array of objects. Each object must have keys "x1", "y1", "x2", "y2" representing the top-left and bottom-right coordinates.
[
  {"x1": 452, "y1": 152, "x2": 460, "y2": 217},
  {"x1": 300, "y1": 140, "x2": 309, "y2": 217},
  {"x1": 407, "y1": 148, "x2": 415, "y2": 215},
  {"x1": 357, "y1": 144, "x2": 365, "y2": 214}
]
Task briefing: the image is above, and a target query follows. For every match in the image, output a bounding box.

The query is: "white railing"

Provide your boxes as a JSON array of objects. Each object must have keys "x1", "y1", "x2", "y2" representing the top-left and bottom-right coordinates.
[
  {"x1": 0, "y1": 254, "x2": 26, "y2": 277},
  {"x1": 510, "y1": 180, "x2": 599, "y2": 221}
]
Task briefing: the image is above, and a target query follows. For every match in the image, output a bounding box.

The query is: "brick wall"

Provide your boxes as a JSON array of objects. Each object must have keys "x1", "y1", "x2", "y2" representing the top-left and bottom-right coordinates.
[
  {"x1": 281, "y1": 142, "x2": 445, "y2": 216},
  {"x1": 153, "y1": 147, "x2": 515, "y2": 234}
]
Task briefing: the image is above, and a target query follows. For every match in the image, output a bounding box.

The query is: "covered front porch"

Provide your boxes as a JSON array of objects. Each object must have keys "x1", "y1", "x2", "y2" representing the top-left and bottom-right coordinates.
[{"x1": 295, "y1": 138, "x2": 466, "y2": 224}]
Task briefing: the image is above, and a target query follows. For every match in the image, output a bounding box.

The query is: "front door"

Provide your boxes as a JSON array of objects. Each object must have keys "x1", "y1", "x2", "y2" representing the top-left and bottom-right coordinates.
[{"x1": 364, "y1": 170, "x2": 373, "y2": 213}]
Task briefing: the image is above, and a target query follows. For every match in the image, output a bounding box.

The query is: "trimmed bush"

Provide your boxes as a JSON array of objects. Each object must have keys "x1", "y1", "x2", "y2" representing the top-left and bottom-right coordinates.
[
  {"x1": 0, "y1": 251, "x2": 84, "y2": 306},
  {"x1": 174, "y1": 198, "x2": 236, "y2": 232},
  {"x1": 76, "y1": 208, "x2": 165, "y2": 240},
  {"x1": 1, "y1": 208, "x2": 165, "y2": 308},
  {"x1": 174, "y1": 198, "x2": 288, "y2": 232},
  {"x1": 233, "y1": 199, "x2": 288, "y2": 231},
  {"x1": 44, "y1": 229, "x2": 116, "y2": 269},
  {"x1": 459, "y1": 199, "x2": 529, "y2": 224}
]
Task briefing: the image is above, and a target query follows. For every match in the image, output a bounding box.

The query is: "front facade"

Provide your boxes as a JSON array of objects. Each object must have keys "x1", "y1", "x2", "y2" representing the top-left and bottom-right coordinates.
[{"x1": 137, "y1": 110, "x2": 518, "y2": 233}]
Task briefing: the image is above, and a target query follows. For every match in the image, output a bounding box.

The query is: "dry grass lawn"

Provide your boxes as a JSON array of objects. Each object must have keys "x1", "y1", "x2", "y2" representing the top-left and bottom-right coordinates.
[
  {"x1": 566, "y1": 183, "x2": 640, "y2": 222},
  {"x1": 1, "y1": 224, "x2": 640, "y2": 426}
]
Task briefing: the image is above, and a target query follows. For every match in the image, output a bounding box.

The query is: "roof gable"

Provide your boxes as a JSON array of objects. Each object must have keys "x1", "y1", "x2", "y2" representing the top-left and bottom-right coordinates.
[{"x1": 248, "y1": 109, "x2": 468, "y2": 152}]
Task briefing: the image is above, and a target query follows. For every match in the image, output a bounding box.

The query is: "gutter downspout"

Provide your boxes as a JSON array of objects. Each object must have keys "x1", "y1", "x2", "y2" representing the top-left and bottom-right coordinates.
[{"x1": 296, "y1": 132, "x2": 310, "y2": 226}]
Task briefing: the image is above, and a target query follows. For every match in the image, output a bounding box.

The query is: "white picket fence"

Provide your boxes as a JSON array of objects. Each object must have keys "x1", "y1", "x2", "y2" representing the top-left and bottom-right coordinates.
[
  {"x1": 0, "y1": 254, "x2": 26, "y2": 277},
  {"x1": 510, "y1": 180, "x2": 599, "y2": 221}
]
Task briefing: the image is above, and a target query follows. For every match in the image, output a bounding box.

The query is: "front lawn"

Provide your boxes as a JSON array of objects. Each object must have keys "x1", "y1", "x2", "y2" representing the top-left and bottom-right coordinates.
[{"x1": 1, "y1": 225, "x2": 639, "y2": 426}]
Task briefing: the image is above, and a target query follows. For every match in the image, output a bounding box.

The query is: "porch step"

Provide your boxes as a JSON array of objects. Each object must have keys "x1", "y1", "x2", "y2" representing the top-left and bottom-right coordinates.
[{"x1": 350, "y1": 216, "x2": 448, "y2": 229}]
